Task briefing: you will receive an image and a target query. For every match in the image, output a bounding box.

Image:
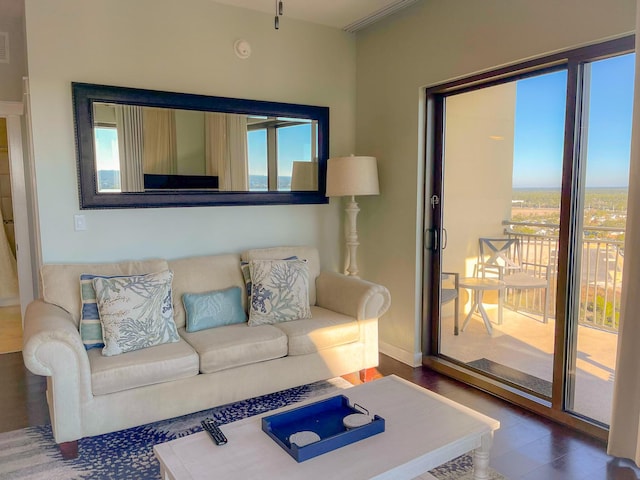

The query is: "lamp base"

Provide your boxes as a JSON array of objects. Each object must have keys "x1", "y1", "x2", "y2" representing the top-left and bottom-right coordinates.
[{"x1": 345, "y1": 196, "x2": 360, "y2": 277}]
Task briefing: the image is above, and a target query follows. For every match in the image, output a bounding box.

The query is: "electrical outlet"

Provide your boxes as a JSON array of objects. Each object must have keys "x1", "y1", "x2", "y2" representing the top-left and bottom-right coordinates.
[{"x1": 74, "y1": 214, "x2": 87, "y2": 231}]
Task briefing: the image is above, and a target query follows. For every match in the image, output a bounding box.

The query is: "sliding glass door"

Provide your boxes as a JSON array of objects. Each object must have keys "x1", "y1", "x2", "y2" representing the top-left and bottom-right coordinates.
[
  {"x1": 437, "y1": 69, "x2": 566, "y2": 400},
  {"x1": 567, "y1": 52, "x2": 634, "y2": 425},
  {"x1": 425, "y1": 37, "x2": 634, "y2": 432}
]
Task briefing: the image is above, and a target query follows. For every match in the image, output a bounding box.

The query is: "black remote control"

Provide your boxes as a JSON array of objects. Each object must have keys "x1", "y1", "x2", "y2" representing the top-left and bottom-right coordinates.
[{"x1": 201, "y1": 419, "x2": 228, "y2": 445}]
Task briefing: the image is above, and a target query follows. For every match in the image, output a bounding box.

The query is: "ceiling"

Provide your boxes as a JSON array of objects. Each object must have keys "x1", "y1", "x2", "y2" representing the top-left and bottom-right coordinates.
[
  {"x1": 210, "y1": 0, "x2": 418, "y2": 32},
  {"x1": 0, "y1": 0, "x2": 416, "y2": 31}
]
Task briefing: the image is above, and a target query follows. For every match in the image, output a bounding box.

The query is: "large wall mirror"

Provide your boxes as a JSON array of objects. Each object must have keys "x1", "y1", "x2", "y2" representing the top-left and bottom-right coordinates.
[{"x1": 72, "y1": 82, "x2": 329, "y2": 208}]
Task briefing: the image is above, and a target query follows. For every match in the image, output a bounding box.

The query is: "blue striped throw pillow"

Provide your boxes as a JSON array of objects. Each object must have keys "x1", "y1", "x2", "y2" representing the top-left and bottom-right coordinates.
[{"x1": 79, "y1": 273, "x2": 123, "y2": 350}]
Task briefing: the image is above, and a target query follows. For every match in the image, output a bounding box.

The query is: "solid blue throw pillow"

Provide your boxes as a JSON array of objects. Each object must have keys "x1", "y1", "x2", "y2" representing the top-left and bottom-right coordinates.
[{"x1": 182, "y1": 286, "x2": 247, "y2": 333}]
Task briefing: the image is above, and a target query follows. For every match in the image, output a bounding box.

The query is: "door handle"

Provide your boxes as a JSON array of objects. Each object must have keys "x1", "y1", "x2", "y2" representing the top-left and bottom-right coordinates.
[
  {"x1": 424, "y1": 228, "x2": 438, "y2": 251},
  {"x1": 442, "y1": 228, "x2": 448, "y2": 250}
]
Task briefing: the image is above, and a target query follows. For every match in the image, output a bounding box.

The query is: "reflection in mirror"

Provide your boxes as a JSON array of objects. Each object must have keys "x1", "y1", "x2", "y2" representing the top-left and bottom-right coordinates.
[
  {"x1": 72, "y1": 82, "x2": 329, "y2": 209},
  {"x1": 93, "y1": 103, "x2": 318, "y2": 194}
]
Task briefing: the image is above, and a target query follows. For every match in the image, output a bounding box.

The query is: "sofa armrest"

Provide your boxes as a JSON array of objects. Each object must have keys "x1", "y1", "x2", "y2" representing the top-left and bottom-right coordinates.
[
  {"x1": 315, "y1": 271, "x2": 391, "y2": 320},
  {"x1": 22, "y1": 299, "x2": 93, "y2": 443}
]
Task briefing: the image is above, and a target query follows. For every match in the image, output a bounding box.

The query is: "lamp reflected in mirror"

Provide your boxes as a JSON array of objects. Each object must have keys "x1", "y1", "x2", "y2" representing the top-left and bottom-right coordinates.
[{"x1": 291, "y1": 161, "x2": 318, "y2": 191}]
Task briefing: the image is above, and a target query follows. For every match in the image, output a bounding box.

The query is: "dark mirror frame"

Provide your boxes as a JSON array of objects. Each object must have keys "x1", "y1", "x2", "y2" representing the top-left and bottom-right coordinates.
[{"x1": 72, "y1": 82, "x2": 330, "y2": 209}]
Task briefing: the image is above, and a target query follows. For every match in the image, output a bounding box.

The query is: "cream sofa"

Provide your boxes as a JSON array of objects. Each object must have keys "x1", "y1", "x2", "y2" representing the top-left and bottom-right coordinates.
[{"x1": 22, "y1": 246, "x2": 390, "y2": 458}]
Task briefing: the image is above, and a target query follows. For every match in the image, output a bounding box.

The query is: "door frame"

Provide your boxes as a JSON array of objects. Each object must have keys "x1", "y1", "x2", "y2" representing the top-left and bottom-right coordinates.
[
  {"x1": 421, "y1": 35, "x2": 635, "y2": 441},
  {"x1": 0, "y1": 100, "x2": 36, "y2": 317}
]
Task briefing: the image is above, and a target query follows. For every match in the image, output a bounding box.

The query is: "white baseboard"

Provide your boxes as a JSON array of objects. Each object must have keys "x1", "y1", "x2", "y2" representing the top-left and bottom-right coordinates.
[
  {"x1": 0, "y1": 296, "x2": 19, "y2": 307},
  {"x1": 379, "y1": 341, "x2": 422, "y2": 367}
]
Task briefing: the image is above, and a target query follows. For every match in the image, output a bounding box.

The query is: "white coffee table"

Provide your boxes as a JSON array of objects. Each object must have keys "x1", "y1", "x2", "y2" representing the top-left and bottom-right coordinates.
[{"x1": 154, "y1": 375, "x2": 499, "y2": 480}]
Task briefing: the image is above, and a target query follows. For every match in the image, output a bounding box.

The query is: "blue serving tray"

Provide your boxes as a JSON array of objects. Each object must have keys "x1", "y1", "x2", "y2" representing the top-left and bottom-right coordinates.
[{"x1": 261, "y1": 395, "x2": 385, "y2": 462}]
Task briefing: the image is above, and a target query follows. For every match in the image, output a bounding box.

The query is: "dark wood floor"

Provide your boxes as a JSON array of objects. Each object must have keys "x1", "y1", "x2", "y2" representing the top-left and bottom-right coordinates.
[
  {"x1": 2, "y1": 351, "x2": 639, "y2": 479},
  {"x1": 375, "y1": 355, "x2": 640, "y2": 480},
  {"x1": 0, "y1": 352, "x2": 48, "y2": 431}
]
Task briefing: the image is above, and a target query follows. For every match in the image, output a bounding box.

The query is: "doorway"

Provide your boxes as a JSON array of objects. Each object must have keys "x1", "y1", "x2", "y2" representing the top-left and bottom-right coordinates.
[
  {"x1": 424, "y1": 36, "x2": 634, "y2": 436},
  {"x1": 0, "y1": 99, "x2": 37, "y2": 354},
  {"x1": 0, "y1": 117, "x2": 21, "y2": 353}
]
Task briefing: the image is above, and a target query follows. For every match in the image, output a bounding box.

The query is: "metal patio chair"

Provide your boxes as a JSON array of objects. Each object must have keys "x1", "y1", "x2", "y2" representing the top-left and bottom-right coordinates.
[
  {"x1": 477, "y1": 237, "x2": 551, "y2": 323},
  {"x1": 441, "y1": 271, "x2": 460, "y2": 334}
]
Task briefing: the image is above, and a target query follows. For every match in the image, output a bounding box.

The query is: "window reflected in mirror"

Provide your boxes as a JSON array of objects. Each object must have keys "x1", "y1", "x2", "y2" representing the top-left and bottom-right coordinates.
[{"x1": 92, "y1": 103, "x2": 318, "y2": 194}]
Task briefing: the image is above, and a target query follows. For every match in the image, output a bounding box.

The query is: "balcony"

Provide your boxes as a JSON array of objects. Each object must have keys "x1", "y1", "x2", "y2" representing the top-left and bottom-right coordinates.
[
  {"x1": 440, "y1": 221, "x2": 623, "y2": 425},
  {"x1": 503, "y1": 220, "x2": 624, "y2": 333}
]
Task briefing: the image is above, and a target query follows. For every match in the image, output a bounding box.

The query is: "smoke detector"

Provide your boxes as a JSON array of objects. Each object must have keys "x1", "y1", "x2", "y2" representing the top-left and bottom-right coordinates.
[{"x1": 234, "y1": 40, "x2": 251, "y2": 59}]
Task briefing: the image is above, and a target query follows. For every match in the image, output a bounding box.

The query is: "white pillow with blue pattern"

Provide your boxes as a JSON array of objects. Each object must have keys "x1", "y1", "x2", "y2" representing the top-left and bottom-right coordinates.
[
  {"x1": 93, "y1": 270, "x2": 180, "y2": 356},
  {"x1": 248, "y1": 258, "x2": 312, "y2": 326},
  {"x1": 240, "y1": 255, "x2": 298, "y2": 299}
]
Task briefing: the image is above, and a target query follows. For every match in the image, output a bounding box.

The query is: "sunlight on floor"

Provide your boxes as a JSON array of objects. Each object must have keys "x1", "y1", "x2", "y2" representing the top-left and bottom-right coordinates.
[
  {"x1": 0, "y1": 305, "x2": 22, "y2": 354},
  {"x1": 440, "y1": 304, "x2": 617, "y2": 424}
]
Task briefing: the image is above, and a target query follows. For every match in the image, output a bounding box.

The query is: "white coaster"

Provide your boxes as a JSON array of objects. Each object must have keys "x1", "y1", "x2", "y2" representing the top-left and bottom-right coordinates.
[
  {"x1": 343, "y1": 413, "x2": 372, "y2": 429},
  {"x1": 289, "y1": 430, "x2": 320, "y2": 447}
]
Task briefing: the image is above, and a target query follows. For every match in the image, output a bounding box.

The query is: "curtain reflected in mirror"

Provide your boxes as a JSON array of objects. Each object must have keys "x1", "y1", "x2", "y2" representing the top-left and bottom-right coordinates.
[
  {"x1": 205, "y1": 112, "x2": 248, "y2": 191},
  {"x1": 93, "y1": 103, "x2": 318, "y2": 193}
]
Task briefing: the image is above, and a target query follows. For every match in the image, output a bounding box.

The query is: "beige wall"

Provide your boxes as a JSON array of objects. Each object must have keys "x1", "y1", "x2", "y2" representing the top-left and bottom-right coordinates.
[
  {"x1": 0, "y1": 0, "x2": 26, "y2": 102},
  {"x1": 24, "y1": 0, "x2": 356, "y2": 266},
  {"x1": 175, "y1": 110, "x2": 206, "y2": 176},
  {"x1": 355, "y1": 0, "x2": 635, "y2": 364},
  {"x1": 443, "y1": 83, "x2": 516, "y2": 279}
]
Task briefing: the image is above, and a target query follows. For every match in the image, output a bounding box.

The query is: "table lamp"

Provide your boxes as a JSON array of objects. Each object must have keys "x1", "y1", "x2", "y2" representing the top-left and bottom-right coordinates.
[{"x1": 326, "y1": 155, "x2": 380, "y2": 277}]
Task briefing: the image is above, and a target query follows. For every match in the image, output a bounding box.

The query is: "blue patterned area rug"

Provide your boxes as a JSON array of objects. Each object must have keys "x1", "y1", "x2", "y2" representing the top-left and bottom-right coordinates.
[{"x1": 0, "y1": 378, "x2": 504, "y2": 480}]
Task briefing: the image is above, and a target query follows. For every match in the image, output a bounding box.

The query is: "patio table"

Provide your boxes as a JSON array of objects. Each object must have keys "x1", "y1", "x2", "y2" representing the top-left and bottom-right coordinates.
[{"x1": 459, "y1": 277, "x2": 505, "y2": 335}]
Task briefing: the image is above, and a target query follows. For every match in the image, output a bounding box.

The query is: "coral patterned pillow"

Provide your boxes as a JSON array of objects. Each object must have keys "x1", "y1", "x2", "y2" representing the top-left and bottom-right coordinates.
[
  {"x1": 248, "y1": 259, "x2": 312, "y2": 326},
  {"x1": 93, "y1": 270, "x2": 179, "y2": 356}
]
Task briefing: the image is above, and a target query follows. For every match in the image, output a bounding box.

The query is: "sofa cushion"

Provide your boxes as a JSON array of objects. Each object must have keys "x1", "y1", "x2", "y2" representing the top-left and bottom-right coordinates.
[
  {"x1": 271, "y1": 306, "x2": 360, "y2": 356},
  {"x1": 183, "y1": 286, "x2": 247, "y2": 333},
  {"x1": 179, "y1": 324, "x2": 287, "y2": 374},
  {"x1": 87, "y1": 338, "x2": 199, "y2": 395},
  {"x1": 248, "y1": 259, "x2": 312, "y2": 326},
  {"x1": 41, "y1": 259, "x2": 169, "y2": 327},
  {"x1": 241, "y1": 246, "x2": 320, "y2": 306},
  {"x1": 169, "y1": 254, "x2": 245, "y2": 330}
]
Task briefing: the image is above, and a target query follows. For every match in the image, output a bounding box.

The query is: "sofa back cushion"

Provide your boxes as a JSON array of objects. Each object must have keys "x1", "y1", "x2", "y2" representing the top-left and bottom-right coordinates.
[
  {"x1": 241, "y1": 246, "x2": 320, "y2": 306},
  {"x1": 169, "y1": 253, "x2": 244, "y2": 329},
  {"x1": 41, "y1": 259, "x2": 169, "y2": 327}
]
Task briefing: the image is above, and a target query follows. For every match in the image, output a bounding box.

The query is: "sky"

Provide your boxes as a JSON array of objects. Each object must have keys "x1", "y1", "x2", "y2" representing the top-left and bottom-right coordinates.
[
  {"x1": 95, "y1": 127, "x2": 119, "y2": 170},
  {"x1": 248, "y1": 123, "x2": 313, "y2": 177},
  {"x1": 512, "y1": 52, "x2": 635, "y2": 189}
]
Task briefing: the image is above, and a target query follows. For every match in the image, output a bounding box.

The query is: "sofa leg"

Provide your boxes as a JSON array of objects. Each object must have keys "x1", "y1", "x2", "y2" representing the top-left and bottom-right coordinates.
[
  {"x1": 59, "y1": 440, "x2": 78, "y2": 460},
  {"x1": 359, "y1": 368, "x2": 378, "y2": 383}
]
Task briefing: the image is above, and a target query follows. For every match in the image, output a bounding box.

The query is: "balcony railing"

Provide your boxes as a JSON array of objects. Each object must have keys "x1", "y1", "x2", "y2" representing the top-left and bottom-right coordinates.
[{"x1": 502, "y1": 220, "x2": 624, "y2": 333}]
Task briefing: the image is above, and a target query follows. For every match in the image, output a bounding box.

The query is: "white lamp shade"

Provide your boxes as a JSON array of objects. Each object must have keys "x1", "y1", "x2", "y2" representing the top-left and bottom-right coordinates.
[{"x1": 326, "y1": 155, "x2": 380, "y2": 197}]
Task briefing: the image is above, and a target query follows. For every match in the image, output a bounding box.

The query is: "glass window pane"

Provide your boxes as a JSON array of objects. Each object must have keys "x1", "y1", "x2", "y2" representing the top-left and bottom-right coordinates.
[
  {"x1": 440, "y1": 69, "x2": 567, "y2": 399},
  {"x1": 248, "y1": 129, "x2": 267, "y2": 191},
  {"x1": 94, "y1": 127, "x2": 121, "y2": 192},
  {"x1": 571, "y1": 52, "x2": 634, "y2": 425},
  {"x1": 277, "y1": 123, "x2": 312, "y2": 191}
]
